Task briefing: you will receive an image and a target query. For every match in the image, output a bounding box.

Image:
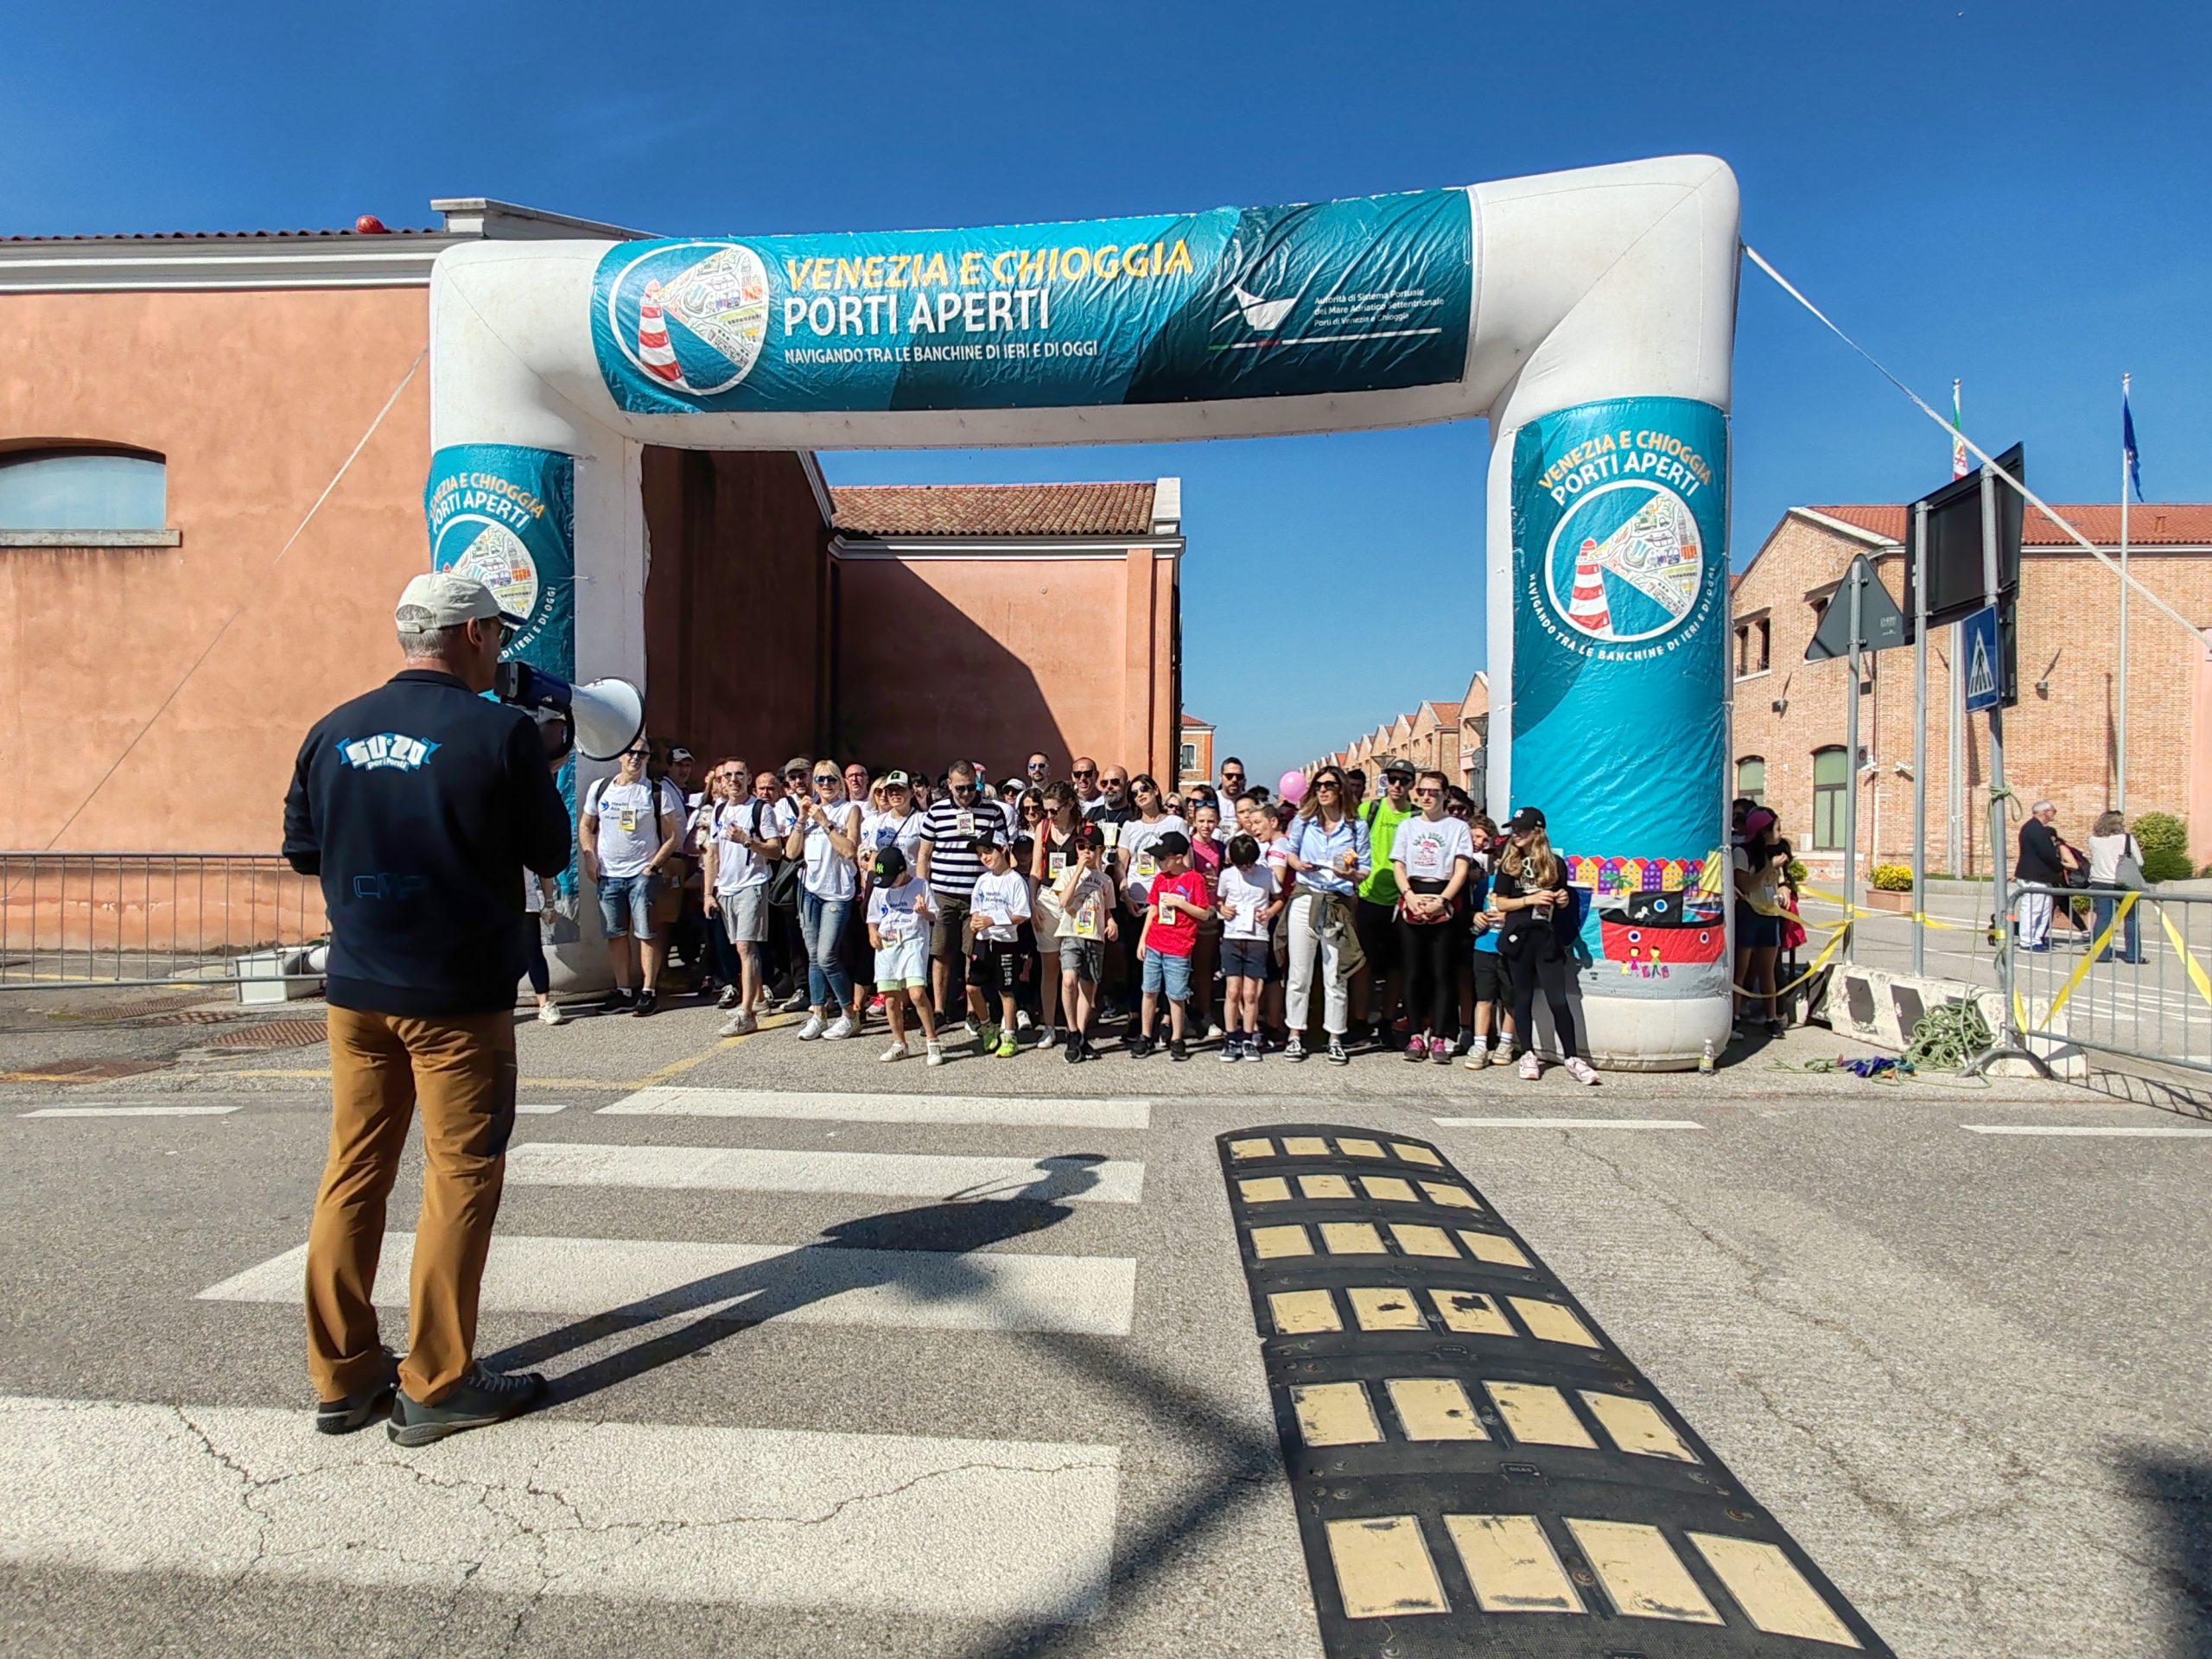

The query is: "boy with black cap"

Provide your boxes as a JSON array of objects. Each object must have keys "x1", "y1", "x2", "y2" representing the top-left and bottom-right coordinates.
[
  {"x1": 1134, "y1": 830, "x2": 1206, "y2": 1060},
  {"x1": 867, "y1": 844, "x2": 941, "y2": 1065},
  {"x1": 967, "y1": 830, "x2": 1032, "y2": 1057}
]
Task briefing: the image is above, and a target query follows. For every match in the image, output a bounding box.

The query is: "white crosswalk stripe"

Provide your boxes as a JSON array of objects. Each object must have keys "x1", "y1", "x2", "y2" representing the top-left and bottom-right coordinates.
[
  {"x1": 503, "y1": 1141, "x2": 1146, "y2": 1203},
  {"x1": 602, "y1": 1085, "x2": 1152, "y2": 1130},
  {"x1": 104, "y1": 1078, "x2": 1155, "y2": 1628},
  {"x1": 0, "y1": 1396, "x2": 1117, "y2": 1624},
  {"x1": 200, "y1": 1231, "x2": 1139, "y2": 1335}
]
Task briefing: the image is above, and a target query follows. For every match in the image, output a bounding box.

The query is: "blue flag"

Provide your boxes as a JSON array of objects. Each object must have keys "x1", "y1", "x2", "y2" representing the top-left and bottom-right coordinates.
[{"x1": 2123, "y1": 385, "x2": 2145, "y2": 503}]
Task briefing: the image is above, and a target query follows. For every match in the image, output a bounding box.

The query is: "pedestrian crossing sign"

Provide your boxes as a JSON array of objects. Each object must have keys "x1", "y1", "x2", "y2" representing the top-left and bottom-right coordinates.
[{"x1": 1961, "y1": 603, "x2": 2002, "y2": 714}]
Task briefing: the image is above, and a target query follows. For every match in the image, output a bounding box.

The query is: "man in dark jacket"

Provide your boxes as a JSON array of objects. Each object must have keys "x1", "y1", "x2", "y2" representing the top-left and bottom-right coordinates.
[
  {"x1": 283, "y1": 572, "x2": 571, "y2": 1446},
  {"x1": 2015, "y1": 798, "x2": 2065, "y2": 951}
]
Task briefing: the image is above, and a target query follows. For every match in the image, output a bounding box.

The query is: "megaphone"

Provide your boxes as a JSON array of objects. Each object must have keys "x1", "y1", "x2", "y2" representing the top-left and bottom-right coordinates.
[{"x1": 493, "y1": 663, "x2": 645, "y2": 762}]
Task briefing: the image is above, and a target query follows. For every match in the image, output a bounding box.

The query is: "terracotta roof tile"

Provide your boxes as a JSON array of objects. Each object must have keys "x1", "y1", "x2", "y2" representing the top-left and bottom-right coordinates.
[
  {"x1": 830, "y1": 481, "x2": 1157, "y2": 538},
  {"x1": 1804, "y1": 503, "x2": 2212, "y2": 547}
]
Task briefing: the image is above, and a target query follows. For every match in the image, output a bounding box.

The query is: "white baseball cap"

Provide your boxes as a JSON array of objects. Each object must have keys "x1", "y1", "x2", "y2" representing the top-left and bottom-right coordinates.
[{"x1": 395, "y1": 571, "x2": 527, "y2": 634}]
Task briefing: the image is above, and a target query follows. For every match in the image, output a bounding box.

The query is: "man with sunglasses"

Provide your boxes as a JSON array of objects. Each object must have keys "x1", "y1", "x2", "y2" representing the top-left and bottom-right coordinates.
[
  {"x1": 1217, "y1": 756, "x2": 1248, "y2": 803},
  {"x1": 767, "y1": 757, "x2": 814, "y2": 1009},
  {"x1": 1351, "y1": 760, "x2": 1420, "y2": 1046},
  {"x1": 283, "y1": 573, "x2": 570, "y2": 1445},
  {"x1": 916, "y1": 761, "x2": 992, "y2": 1040},
  {"x1": 1071, "y1": 757, "x2": 1104, "y2": 817},
  {"x1": 582, "y1": 740, "x2": 677, "y2": 1016}
]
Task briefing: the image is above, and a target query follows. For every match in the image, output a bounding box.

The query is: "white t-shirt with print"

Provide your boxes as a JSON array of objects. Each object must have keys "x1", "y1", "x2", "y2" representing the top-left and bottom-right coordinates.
[
  {"x1": 861, "y1": 809, "x2": 925, "y2": 865},
  {"x1": 1391, "y1": 814, "x2": 1474, "y2": 883},
  {"x1": 800, "y1": 803, "x2": 862, "y2": 900},
  {"x1": 709, "y1": 799, "x2": 777, "y2": 893},
  {"x1": 587, "y1": 779, "x2": 665, "y2": 880},
  {"x1": 969, "y1": 868, "x2": 1033, "y2": 943},
  {"x1": 1054, "y1": 866, "x2": 1113, "y2": 942},
  {"x1": 1118, "y1": 814, "x2": 1189, "y2": 906},
  {"x1": 868, "y1": 878, "x2": 935, "y2": 943},
  {"x1": 1217, "y1": 863, "x2": 1278, "y2": 941}
]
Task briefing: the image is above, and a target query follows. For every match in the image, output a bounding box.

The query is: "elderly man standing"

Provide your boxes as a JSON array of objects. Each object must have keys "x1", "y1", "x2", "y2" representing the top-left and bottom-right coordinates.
[
  {"x1": 2015, "y1": 798, "x2": 2068, "y2": 952},
  {"x1": 283, "y1": 573, "x2": 571, "y2": 1446}
]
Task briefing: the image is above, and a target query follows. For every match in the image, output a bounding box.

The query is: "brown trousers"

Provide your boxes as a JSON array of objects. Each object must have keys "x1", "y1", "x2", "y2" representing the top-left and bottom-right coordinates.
[{"x1": 305, "y1": 1006, "x2": 517, "y2": 1405}]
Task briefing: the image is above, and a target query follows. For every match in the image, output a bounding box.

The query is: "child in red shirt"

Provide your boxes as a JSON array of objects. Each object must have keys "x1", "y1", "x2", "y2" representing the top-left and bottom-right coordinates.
[{"x1": 1136, "y1": 831, "x2": 1208, "y2": 1061}]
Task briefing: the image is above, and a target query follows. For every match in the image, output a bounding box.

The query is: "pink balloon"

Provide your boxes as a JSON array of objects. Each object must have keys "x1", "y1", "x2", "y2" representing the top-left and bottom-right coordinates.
[{"x1": 1276, "y1": 769, "x2": 1308, "y2": 804}]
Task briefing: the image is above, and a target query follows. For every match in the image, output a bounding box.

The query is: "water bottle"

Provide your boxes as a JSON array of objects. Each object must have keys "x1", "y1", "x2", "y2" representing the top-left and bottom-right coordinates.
[{"x1": 1698, "y1": 1038, "x2": 1716, "y2": 1075}]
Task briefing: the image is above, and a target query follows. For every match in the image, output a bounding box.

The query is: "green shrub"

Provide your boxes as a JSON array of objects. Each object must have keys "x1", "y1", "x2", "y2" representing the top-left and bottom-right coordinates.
[
  {"x1": 2134, "y1": 811, "x2": 2192, "y2": 883},
  {"x1": 1870, "y1": 863, "x2": 1914, "y2": 892}
]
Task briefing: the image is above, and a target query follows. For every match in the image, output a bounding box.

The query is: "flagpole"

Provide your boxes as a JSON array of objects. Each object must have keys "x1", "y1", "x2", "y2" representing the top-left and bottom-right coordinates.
[{"x1": 2118, "y1": 372, "x2": 2132, "y2": 815}]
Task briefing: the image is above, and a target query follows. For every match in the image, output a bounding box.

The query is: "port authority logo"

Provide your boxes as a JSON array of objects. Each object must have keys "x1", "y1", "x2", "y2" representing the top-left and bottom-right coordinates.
[
  {"x1": 1545, "y1": 480, "x2": 1707, "y2": 645},
  {"x1": 435, "y1": 518, "x2": 540, "y2": 626},
  {"x1": 604, "y1": 241, "x2": 772, "y2": 397},
  {"x1": 339, "y1": 734, "x2": 440, "y2": 772}
]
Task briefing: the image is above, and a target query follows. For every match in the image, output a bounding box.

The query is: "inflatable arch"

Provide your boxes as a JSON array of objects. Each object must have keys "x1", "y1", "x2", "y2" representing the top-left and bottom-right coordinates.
[{"x1": 424, "y1": 155, "x2": 1740, "y2": 1067}]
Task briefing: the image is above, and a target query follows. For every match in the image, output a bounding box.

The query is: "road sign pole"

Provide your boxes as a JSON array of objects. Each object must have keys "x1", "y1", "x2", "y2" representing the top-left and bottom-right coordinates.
[
  {"x1": 1843, "y1": 563, "x2": 1862, "y2": 965},
  {"x1": 1912, "y1": 502, "x2": 1929, "y2": 976}
]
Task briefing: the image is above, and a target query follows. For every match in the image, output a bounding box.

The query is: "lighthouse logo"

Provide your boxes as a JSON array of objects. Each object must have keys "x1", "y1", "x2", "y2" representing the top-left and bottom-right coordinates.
[
  {"x1": 1545, "y1": 481, "x2": 1706, "y2": 645},
  {"x1": 435, "y1": 518, "x2": 540, "y2": 630},
  {"x1": 605, "y1": 241, "x2": 772, "y2": 397}
]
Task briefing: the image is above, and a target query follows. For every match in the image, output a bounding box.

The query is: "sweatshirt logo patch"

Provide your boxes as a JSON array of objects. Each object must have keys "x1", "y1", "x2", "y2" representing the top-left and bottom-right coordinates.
[{"x1": 339, "y1": 733, "x2": 441, "y2": 772}]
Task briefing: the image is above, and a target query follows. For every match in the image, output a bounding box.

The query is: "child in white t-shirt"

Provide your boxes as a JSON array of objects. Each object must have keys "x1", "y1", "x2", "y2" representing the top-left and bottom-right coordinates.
[
  {"x1": 867, "y1": 845, "x2": 941, "y2": 1066},
  {"x1": 1051, "y1": 823, "x2": 1119, "y2": 1065},
  {"x1": 966, "y1": 834, "x2": 1033, "y2": 1058},
  {"x1": 1215, "y1": 834, "x2": 1284, "y2": 1062}
]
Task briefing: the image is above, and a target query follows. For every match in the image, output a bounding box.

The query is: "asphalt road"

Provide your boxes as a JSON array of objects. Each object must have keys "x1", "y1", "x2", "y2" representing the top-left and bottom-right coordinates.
[{"x1": 1, "y1": 995, "x2": 2208, "y2": 1657}]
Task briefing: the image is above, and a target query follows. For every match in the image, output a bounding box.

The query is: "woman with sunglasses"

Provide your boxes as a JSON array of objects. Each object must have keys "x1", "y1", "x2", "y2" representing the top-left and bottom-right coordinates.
[
  {"x1": 1390, "y1": 770, "x2": 1474, "y2": 1064},
  {"x1": 1011, "y1": 785, "x2": 1051, "y2": 1030},
  {"x1": 784, "y1": 762, "x2": 865, "y2": 1040},
  {"x1": 1282, "y1": 767, "x2": 1370, "y2": 1064},
  {"x1": 1489, "y1": 807, "x2": 1598, "y2": 1084}
]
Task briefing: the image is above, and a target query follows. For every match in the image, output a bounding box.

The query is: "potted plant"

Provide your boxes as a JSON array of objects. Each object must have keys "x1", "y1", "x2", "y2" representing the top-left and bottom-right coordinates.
[{"x1": 1865, "y1": 862, "x2": 1914, "y2": 914}]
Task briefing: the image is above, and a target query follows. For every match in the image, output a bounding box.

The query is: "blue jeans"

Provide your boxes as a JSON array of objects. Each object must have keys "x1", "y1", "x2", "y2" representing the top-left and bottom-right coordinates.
[
  {"x1": 2091, "y1": 893, "x2": 2143, "y2": 963},
  {"x1": 798, "y1": 888, "x2": 853, "y2": 1009},
  {"x1": 596, "y1": 872, "x2": 658, "y2": 941}
]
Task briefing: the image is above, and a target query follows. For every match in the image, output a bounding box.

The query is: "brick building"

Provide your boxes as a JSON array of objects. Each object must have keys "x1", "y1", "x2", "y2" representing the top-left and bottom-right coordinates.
[
  {"x1": 0, "y1": 199, "x2": 1186, "y2": 851},
  {"x1": 1177, "y1": 714, "x2": 1215, "y2": 790},
  {"x1": 1730, "y1": 503, "x2": 2212, "y2": 878},
  {"x1": 1305, "y1": 666, "x2": 1490, "y2": 808}
]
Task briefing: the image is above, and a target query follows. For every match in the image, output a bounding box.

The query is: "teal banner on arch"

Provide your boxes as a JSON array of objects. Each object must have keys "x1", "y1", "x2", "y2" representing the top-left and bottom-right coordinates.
[
  {"x1": 424, "y1": 442, "x2": 579, "y2": 894},
  {"x1": 591, "y1": 189, "x2": 1471, "y2": 415},
  {"x1": 1509, "y1": 397, "x2": 1731, "y2": 1001}
]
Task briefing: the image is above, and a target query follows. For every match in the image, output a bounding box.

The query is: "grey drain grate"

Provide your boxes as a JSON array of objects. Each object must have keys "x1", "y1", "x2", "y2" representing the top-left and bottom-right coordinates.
[{"x1": 207, "y1": 1017, "x2": 329, "y2": 1052}]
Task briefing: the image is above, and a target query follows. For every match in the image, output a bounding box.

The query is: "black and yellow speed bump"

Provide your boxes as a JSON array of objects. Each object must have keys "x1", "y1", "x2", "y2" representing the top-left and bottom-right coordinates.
[{"x1": 1220, "y1": 1126, "x2": 1891, "y2": 1656}]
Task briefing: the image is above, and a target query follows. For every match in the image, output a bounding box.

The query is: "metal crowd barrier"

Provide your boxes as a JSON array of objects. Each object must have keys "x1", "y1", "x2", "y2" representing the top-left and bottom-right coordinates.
[
  {"x1": 2008, "y1": 880, "x2": 2212, "y2": 1077},
  {"x1": 0, "y1": 851, "x2": 327, "y2": 990}
]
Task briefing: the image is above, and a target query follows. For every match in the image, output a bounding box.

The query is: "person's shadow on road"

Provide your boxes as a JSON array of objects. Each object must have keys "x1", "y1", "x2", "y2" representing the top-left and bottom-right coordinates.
[{"x1": 480, "y1": 1154, "x2": 1107, "y2": 1408}]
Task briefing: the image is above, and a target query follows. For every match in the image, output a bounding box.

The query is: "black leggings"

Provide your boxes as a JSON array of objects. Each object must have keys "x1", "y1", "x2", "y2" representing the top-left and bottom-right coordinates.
[
  {"x1": 1397, "y1": 889, "x2": 1465, "y2": 1039},
  {"x1": 1508, "y1": 946, "x2": 1580, "y2": 1060}
]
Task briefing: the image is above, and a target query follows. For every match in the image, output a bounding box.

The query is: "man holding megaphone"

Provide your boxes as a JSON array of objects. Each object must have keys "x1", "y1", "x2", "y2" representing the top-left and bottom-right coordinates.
[{"x1": 282, "y1": 572, "x2": 573, "y2": 1446}]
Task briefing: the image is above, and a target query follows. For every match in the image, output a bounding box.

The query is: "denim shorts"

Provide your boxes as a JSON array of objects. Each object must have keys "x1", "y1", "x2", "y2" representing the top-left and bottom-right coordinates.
[
  {"x1": 597, "y1": 871, "x2": 658, "y2": 940},
  {"x1": 1141, "y1": 947, "x2": 1193, "y2": 1001}
]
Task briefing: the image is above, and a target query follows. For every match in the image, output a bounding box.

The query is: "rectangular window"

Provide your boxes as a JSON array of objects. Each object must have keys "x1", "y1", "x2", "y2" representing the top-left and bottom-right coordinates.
[
  {"x1": 1179, "y1": 741, "x2": 1197, "y2": 773},
  {"x1": 1737, "y1": 757, "x2": 1766, "y2": 807},
  {"x1": 1734, "y1": 625, "x2": 1749, "y2": 677},
  {"x1": 1811, "y1": 747, "x2": 1847, "y2": 850},
  {"x1": 1756, "y1": 618, "x2": 1770, "y2": 671}
]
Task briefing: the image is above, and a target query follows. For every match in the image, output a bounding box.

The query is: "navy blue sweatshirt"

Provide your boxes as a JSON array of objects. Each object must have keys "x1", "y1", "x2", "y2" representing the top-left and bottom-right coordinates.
[{"x1": 283, "y1": 669, "x2": 573, "y2": 1016}]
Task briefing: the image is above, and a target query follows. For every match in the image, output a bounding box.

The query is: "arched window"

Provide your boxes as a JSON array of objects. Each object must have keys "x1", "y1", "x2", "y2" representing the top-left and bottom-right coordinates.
[
  {"x1": 1737, "y1": 755, "x2": 1766, "y2": 807},
  {"x1": 1811, "y1": 746, "x2": 1847, "y2": 849},
  {"x1": 0, "y1": 448, "x2": 166, "y2": 531}
]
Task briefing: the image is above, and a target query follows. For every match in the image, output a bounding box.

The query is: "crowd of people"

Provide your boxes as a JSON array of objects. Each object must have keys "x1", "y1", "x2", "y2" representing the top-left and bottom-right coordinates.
[{"x1": 556, "y1": 745, "x2": 1606, "y2": 1081}]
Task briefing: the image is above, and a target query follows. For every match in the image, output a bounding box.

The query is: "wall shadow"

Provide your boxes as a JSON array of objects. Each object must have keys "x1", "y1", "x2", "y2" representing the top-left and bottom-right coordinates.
[{"x1": 2131, "y1": 1453, "x2": 2212, "y2": 1656}]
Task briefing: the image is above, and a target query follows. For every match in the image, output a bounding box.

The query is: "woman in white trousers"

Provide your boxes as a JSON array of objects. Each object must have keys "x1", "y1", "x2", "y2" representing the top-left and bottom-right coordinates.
[{"x1": 1281, "y1": 766, "x2": 1370, "y2": 1065}]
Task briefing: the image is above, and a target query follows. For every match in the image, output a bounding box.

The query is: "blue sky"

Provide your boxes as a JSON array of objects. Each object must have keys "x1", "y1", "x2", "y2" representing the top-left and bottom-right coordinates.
[{"x1": 5, "y1": 1, "x2": 2206, "y2": 782}]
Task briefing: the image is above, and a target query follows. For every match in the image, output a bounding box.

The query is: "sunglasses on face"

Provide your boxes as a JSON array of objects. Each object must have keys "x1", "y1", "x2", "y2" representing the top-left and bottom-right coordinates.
[
  {"x1": 813, "y1": 775, "x2": 840, "y2": 787},
  {"x1": 1317, "y1": 779, "x2": 1341, "y2": 791},
  {"x1": 1414, "y1": 788, "x2": 1442, "y2": 799},
  {"x1": 1073, "y1": 767, "x2": 1097, "y2": 779}
]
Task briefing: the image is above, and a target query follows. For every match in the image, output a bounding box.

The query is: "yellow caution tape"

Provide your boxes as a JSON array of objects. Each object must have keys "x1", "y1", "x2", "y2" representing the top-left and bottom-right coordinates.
[
  {"x1": 1735, "y1": 916, "x2": 1852, "y2": 1000},
  {"x1": 1796, "y1": 883, "x2": 1973, "y2": 930},
  {"x1": 2159, "y1": 906, "x2": 2212, "y2": 1010},
  {"x1": 2025, "y1": 893, "x2": 2138, "y2": 1030}
]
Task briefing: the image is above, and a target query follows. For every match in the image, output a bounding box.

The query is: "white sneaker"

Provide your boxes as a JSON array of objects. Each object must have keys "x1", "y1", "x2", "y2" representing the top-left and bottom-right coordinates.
[
  {"x1": 823, "y1": 1013, "x2": 858, "y2": 1041},
  {"x1": 536, "y1": 1001, "x2": 565, "y2": 1027},
  {"x1": 1463, "y1": 1045, "x2": 1490, "y2": 1071},
  {"x1": 1491, "y1": 1043, "x2": 1516, "y2": 1067},
  {"x1": 717, "y1": 1011, "x2": 757, "y2": 1039},
  {"x1": 1205, "y1": 1021, "x2": 1226, "y2": 1041},
  {"x1": 1564, "y1": 1057, "x2": 1601, "y2": 1086},
  {"x1": 1517, "y1": 1052, "x2": 1542, "y2": 1081},
  {"x1": 797, "y1": 1012, "x2": 826, "y2": 1041},
  {"x1": 1015, "y1": 1010, "x2": 1034, "y2": 1032},
  {"x1": 925, "y1": 1041, "x2": 946, "y2": 1067},
  {"x1": 879, "y1": 1041, "x2": 907, "y2": 1063},
  {"x1": 1039, "y1": 1026, "x2": 1060, "y2": 1050}
]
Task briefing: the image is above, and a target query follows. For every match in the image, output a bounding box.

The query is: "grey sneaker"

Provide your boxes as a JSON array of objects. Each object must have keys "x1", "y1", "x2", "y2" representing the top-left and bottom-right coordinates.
[
  {"x1": 315, "y1": 1346, "x2": 398, "y2": 1435},
  {"x1": 386, "y1": 1363, "x2": 549, "y2": 1447}
]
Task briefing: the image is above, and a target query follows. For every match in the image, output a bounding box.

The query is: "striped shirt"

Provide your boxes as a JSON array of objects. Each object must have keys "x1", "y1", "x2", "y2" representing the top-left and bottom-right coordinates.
[{"x1": 918, "y1": 797, "x2": 992, "y2": 899}]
